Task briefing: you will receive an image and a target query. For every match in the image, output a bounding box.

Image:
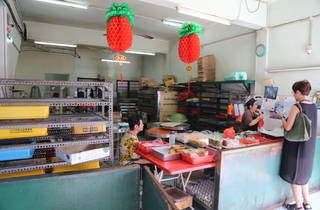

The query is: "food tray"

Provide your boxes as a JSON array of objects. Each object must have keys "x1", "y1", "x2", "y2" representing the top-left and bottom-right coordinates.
[
  {"x1": 181, "y1": 151, "x2": 214, "y2": 165},
  {"x1": 151, "y1": 146, "x2": 181, "y2": 161},
  {"x1": 160, "y1": 123, "x2": 190, "y2": 131},
  {"x1": 138, "y1": 140, "x2": 169, "y2": 153},
  {"x1": 146, "y1": 128, "x2": 171, "y2": 138}
]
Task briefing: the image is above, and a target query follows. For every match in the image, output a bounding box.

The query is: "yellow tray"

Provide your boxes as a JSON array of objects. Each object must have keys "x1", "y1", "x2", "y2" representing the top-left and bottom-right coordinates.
[
  {"x1": 0, "y1": 105, "x2": 49, "y2": 120},
  {"x1": 0, "y1": 128, "x2": 48, "y2": 139},
  {"x1": 0, "y1": 169, "x2": 45, "y2": 179},
  {"x1": 72, "y1": 125, "x2": 106, "y2": 134},
  {"x1": 52, "y1": 161, "x2": 100, "y2": 173}
]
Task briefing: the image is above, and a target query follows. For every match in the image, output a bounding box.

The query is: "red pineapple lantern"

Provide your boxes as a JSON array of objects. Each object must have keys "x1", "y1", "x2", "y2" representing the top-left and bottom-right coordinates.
[
  {"x1": 178, "y1": 23, "x2": 202, "y2": 64},
  {"x1": 105, "y1": 3, "x2": 134, "y2": 52}
]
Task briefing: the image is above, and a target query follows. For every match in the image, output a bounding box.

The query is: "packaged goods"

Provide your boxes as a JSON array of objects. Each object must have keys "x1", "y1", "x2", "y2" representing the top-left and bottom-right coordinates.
[
  {"x1": 0, "y1": 105, "x2": 49, "y2": 119},
  {"x1": 52, "y1": 161, "x2": 100, "y2": 173},
  {"x1": 0, "y1": 128, "x2": 48, "y2": 139},
  {"x1": 71, "y1": 124, "x2": 106, "y2": 134},
  {"x1": 0, "y1": 169, "x2": 45, "y2": 179}
]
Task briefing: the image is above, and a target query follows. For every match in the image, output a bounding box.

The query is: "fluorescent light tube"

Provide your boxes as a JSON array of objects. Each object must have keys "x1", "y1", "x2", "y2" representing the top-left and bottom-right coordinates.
[
  {"x1": 125, "y1": 50, "x2": 156, "y2": 56},
  {"x1": 35, "y1": 0, "x2": 88, "y2": 9},
  {"x1": 34, "y1": 41, "x2": 77, "y2": 48},
  {"x1": 177, "y1": 6, "x2": 231, "y2": 25},
  {"x1": 162, "y1": 19, "x2": 183, "y2": 28},
  {"x1": 101, "y1": 59, "x2": 131, "y2": 64}
]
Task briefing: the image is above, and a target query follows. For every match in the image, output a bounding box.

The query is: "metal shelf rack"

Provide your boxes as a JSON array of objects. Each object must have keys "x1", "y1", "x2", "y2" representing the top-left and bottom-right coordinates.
[{"x1": 0, "y1": 79, "x2": 113, "y2": 174}]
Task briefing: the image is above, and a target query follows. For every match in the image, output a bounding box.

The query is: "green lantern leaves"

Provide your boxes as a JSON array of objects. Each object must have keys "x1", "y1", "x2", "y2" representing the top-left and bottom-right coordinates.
[
  {"x1": 105, "y1": 3, "x2": 135, "y2": 26},
  {"x1": 179, "y1": 23, "x2": 202, "y2": 38}
]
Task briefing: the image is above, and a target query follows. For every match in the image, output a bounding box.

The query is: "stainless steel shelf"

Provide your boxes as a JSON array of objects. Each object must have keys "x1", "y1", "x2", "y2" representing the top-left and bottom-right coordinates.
[
  {"x1": 0, "y1": 114, "x2": 109, "y2": 129},
  {"x1": 0, "y1": 78, "x2": 112, "y2": 89},
  {"x1": 0, "y1": 98, "x2": 111, "y2": 106},
  {"x1": 0, "y1": 138, "x2": 110, "y2": 151}
]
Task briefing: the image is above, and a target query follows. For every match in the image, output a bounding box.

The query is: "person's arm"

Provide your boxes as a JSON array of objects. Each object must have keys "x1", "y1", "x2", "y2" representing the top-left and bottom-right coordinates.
[
  {"x1": 279, "y1": 105, "x2": 299, "y2": 131},
  {"x1": 248, "y1": 113, "x2": 264, "y2": 127}
]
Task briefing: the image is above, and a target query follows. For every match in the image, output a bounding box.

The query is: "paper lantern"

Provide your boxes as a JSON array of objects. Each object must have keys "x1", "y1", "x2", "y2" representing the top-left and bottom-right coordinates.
[
  {"x1": 105, "y1": 3, "x2": 134, "y2": 52},
  {"x1": 178, "y1": 23, "x2": 202, "y2": 64}
]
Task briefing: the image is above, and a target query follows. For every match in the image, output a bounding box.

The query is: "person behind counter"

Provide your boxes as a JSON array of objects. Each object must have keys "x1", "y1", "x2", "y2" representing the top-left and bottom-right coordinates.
[
  {"x1": 279, "y1": 80, "x2": 317, "y2": 210},
  {"x1": 119, "y1": 114, "x2": 149, "y2": 165},
  {"x1": 241, "y1": 98, "x2": 264, "y2": 131}
]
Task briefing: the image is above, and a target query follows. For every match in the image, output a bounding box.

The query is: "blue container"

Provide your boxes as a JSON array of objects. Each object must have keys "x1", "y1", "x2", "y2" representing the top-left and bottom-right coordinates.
[{"x1": 0, "y1": 148, "x2": 35, "y2": 161}]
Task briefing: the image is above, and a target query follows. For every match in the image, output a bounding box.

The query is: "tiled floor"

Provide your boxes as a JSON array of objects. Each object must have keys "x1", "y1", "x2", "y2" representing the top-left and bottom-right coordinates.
[{"x1": 275, "y1": 191, "x2": 320, "y2": 210}]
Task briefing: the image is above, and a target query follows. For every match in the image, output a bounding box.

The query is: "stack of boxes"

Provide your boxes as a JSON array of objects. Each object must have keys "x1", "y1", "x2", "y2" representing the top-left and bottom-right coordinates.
[
  {"x1": 197, "y1": 55, "x2": 216, "y2": 82},
  {"x1": 159, "y1": 91, "x2": 178, "y2": 122}
]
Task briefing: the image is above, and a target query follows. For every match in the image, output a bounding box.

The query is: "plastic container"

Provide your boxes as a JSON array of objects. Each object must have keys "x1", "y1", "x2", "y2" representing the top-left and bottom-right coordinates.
[
  {"x1": 138, "y1": 140, "x2": 169, "y2": 153},
  {"x1": 52, "y1": 161, "x2": 100, "y2": 173},
  {"x1": 0, "y1": 105, "x2": 49, "y2": 119},
  {"x1": 181, "y1": 151, "x2": 214, "y2": 165},
  {"x1": 239, "y1": 137, "x2": 259, "y2": 145},
  {"x1": 0, "y1": 148, "x2": 35, "y2": 161},
  {"x1": 0, "y1": 128, "x2": 48, "y2": 139},
  {"x1": 169, "y1": 131, "x2": 176, "y2": 145},
  {"x1": 0, "y1": 169, "x2": 45, "y2": 179}
]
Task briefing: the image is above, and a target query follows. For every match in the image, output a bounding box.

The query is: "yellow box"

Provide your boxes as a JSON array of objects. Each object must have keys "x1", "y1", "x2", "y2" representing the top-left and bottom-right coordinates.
[
  {"x1": 0, "y1": 169, "x2": 45, "y2": 179},
  {"x1": 0, "y1": 105, "x2": 49, "y2": 120},
  {"x1": 52, "y1": 161, "x2": 100, "y2": 173},
  {"x1": 0, "y1": 128, "x2": 48, "y2": 139},
  {"x1": 72, "y1": 125, "x2": 106, "y2": 134}
]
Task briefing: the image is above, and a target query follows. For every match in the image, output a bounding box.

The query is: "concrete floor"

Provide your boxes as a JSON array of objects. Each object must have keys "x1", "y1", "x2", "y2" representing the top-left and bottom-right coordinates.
[{"x1": 275, "y1": 191, "x2": 320, "y2": 210}]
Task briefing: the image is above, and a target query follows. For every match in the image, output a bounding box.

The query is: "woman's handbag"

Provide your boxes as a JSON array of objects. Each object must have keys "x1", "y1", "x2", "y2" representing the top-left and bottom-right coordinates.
[{"x1": 284, "y1": 103, "x2": 312, "y2": 142}]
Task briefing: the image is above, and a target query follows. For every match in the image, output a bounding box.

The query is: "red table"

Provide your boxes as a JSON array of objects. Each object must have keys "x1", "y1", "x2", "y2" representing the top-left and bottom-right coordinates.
[{"x1": 136, "y1": 149, "x2": 216, "y2": 192}]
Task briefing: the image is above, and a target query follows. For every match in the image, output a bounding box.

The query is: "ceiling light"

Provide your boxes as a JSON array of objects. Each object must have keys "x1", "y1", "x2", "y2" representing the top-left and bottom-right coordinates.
[
  {"x1": 162, "y1": 19, "x2": 184, "y2": 28},
  {"x1": 35, "y1": 0, "x2": 88, "y2": 9},
  {"x1": 34, "y1": 41, "x2": 77, "y2": 48},
  {"x1": 125, "y1": 50, "x2": 156, "y2": 56},
  {"x1": 177, "y1": 6, "x2": 231, "y2": 25},
  {"x1": 101, "y1": 59, "x2": 131, "y2": 64}
]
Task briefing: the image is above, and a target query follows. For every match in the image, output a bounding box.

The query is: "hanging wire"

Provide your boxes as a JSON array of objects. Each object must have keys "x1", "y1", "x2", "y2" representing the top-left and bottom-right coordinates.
[{"x1": 245, "y1": 0, "x2": 261, "y2": 13}]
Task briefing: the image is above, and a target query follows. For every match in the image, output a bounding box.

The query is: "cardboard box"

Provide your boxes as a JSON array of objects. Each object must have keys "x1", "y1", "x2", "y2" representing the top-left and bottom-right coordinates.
[
  {"x1": 55, "y1": 144, "x2": 110, "y2": 165},
  {"x1": 198, "y1": 55, "x2": 216, "y2": 82},
  {"x1": 71, "y1": 124, "x2": 106, "y2": 134},
  {"x1": 165, "y1": 187, "x2": 193, "y2": 210}
]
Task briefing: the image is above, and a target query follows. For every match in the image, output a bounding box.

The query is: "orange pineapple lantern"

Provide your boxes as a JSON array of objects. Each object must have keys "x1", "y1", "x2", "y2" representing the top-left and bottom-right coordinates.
[
  {"x1": 105, "y1": 3, "x2": 134, "y2": 52},
  {"x1": 178, "y1": 23, "x2": 202, "y2": 64}
]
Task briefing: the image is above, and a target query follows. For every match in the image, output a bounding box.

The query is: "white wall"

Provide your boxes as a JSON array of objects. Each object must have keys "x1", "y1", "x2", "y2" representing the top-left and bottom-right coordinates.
[
  {"x1": 255, "y1": 0, "x2": 320, "y2": 96},
  {"x1": 166, "y1": 25, "x2": 255, "y2": 83},
  {"x1": 142, "y1": 54, "x2": 169, "y2": 82},
  {"x1": 15, "y1": 46, "x2": 143, "y2": 83}
]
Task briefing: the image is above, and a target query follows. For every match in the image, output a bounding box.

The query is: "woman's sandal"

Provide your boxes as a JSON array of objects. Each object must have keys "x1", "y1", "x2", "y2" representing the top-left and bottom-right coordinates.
[
  {"x1": 283, "y1": 203, "x2": 304, "y2": 210},
  {"x1": 303, "y1": 203, "x2": 312, "y2": 210}
]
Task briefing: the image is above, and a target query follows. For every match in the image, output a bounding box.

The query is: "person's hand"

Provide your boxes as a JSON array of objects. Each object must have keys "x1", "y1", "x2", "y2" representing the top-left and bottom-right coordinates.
[
  {"x1": 133, "y1": 159, "x2": 150, "y2": 165},
  {"x1": 278, "y1": 112, "x2": 283, "y2": 119},
  {"x1": 258, "y1": 114, "x2": 264, "y2": 120}
]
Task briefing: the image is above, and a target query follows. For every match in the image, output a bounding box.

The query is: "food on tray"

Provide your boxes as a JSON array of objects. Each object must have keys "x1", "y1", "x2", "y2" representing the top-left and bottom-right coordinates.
[
  {"x1": 209, "y1": 138, "x2": 222, "y2": 147},
  {"x1": 167, "y1": 113, "x2": 187, "y2": 122},
  {"x1": 160, "y1": 122, "x2": 182, "y2": 128},
  {"x1": 168, "y1": 145, "x2": 188, "y2": 154},
  {"x1": 147, "y1": 128, "x2": 170, "y2": 134},
  {"x1": 189, "y1": 138, "x2": 208, "y2": 147},
  {"x1": 182, "y1": 148, "x2": 209, "y2": 157}
]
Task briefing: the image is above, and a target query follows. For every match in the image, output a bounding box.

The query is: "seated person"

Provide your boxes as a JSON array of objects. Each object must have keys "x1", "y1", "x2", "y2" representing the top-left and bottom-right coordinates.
[
  {"x1": 241, "y1": 98, "x2": 264, "y2": 131},
  {"x1": 119, "y1": 114, "x2": 149, "y2": 165}
]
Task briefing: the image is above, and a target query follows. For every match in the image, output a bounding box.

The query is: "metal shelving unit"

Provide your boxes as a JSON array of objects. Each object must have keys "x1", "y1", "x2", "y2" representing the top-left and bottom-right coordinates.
[{"x1": 0, "y1": 79, "x2": 113, "y2": 174}]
